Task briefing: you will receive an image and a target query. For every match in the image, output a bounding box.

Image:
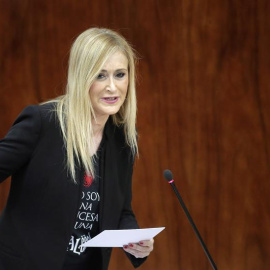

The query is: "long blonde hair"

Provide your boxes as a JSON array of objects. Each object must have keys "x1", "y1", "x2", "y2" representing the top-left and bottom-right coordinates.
[{"x1": 52, "y1": 28, "x2": 138, "y2": 182}]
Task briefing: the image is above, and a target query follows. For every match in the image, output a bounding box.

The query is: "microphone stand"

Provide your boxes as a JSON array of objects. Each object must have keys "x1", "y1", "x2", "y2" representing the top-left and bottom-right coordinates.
[{"x1": 168, "y1": 179, "x2": 218, "y2": 270}]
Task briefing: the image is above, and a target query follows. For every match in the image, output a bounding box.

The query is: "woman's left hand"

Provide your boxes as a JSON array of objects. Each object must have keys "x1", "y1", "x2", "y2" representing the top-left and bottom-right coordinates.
[{"x1": 123, "y1": 238, "x2": 154, "y2": 258}]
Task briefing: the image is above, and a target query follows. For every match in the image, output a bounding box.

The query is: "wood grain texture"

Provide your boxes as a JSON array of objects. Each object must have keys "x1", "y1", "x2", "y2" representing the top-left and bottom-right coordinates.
[{"x1": 0, "y1": 0, "x2": 270, "y2": 269}]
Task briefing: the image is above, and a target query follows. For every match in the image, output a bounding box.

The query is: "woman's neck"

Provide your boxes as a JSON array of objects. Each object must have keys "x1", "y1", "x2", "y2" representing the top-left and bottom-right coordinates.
[
  {"x1": 90, "y1": 115, "x2": 109, "y2": 156},
  {"x1": 92, "y1": 114, "x2": 109, "y2": 136}
]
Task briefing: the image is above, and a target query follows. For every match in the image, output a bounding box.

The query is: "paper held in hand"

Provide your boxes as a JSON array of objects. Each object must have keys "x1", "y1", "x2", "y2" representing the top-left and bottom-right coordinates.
[{"x1": 81, "y1": 227, "x2": 165, "y2": 247}]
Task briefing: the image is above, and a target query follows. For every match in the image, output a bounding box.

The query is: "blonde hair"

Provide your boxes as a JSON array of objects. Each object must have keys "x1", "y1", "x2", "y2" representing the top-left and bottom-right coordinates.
[{"x1": 51, "y1": 28, "x2": 138, "y2": 182}]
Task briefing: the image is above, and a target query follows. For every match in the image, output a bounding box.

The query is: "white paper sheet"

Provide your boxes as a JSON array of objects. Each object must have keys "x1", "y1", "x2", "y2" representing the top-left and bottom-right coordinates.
[{"x1": 81, "y1": 227, "x2": 165, "y2": 247}]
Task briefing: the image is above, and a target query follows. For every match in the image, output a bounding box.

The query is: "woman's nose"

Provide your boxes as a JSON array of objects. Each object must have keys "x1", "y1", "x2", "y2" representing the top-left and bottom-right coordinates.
[{"x1": 106, "y1": 77, "x2": 117, "y2": 92}]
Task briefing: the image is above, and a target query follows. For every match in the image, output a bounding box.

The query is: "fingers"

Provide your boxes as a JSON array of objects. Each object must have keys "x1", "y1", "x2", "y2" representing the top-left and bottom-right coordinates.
[
  {"x1": 123, "y1": 238, "x2": 154, "y2": 258},
  {"x1": 138, "y1": 238, "x2": 154, "y2": 248}
]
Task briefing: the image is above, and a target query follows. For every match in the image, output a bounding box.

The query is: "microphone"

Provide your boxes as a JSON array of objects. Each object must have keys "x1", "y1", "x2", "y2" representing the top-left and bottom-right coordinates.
[{"x1": 163, "y1": 169, "x2": 218, "y2": 270}]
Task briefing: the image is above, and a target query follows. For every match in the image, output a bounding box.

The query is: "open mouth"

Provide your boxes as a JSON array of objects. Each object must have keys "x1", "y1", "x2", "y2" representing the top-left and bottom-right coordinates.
[
  {"x1": 101, "y1": 97, "x2": 119, "y2": 104},
  {"x1": 103, "y1": 97, "x2": 118, "y2": 101}
]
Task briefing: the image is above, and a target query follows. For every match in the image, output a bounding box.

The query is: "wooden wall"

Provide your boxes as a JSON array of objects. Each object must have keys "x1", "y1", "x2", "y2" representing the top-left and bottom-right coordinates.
[{"x1": 1, "y1": 0, "x2": 270, "y2": 269}]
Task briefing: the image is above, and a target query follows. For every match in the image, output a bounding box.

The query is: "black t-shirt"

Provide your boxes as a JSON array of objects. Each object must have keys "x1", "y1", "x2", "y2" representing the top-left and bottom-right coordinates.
[{"x1": 63, "y1": 144, "x2": 103, "y2": 270}]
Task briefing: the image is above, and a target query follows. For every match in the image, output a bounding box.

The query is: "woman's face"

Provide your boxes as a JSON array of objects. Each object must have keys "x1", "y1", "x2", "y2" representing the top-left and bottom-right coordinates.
[{"x1": 89, "y1": 51, "x2": 129, "y2": 120}]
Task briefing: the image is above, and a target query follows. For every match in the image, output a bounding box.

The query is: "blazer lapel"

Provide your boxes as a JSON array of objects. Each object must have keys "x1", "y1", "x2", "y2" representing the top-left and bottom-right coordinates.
[{"x1": 99, "y1": 118, "x2": 125, "y2": 231}]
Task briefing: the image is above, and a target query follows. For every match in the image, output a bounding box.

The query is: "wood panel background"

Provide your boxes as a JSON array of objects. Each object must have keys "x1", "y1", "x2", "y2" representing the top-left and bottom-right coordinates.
[{"x1": 1, "y1": 0, "x2": 270, "y2": 269}]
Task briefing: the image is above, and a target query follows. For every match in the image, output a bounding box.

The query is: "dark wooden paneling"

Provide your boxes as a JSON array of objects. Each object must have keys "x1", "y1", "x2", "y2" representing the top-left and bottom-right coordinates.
[{"x1": 0, "y1": 0, "x2": 270, "y2": 269}]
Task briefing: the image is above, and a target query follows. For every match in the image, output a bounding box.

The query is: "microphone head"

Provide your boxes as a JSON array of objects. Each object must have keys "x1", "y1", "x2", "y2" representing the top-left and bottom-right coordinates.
[{"x1": 163, "y1": 169, "x2": 174, "y2": 182}]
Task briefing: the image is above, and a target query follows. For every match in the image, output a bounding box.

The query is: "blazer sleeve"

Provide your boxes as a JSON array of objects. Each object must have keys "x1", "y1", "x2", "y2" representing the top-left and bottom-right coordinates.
[
  {"x1": 0, "y1": 105, "x2": 42, "y2": 183},
  {"x1": 118, "y1": 155, "x2": 139, "y2": 230},
  {"x1": 118, "y1": 154, "x2": 148, "y2": 268}
]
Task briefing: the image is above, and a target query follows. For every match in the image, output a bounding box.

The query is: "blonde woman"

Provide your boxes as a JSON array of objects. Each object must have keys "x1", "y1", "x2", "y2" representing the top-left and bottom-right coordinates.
[{"x1": 0, "y1": 28, "x2": 154, "y2": 270}]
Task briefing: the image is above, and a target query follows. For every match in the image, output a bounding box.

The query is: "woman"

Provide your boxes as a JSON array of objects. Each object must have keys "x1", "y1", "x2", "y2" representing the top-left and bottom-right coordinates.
[{"x1": 0, "y1": 28, "x2": 154, "y2": 270}]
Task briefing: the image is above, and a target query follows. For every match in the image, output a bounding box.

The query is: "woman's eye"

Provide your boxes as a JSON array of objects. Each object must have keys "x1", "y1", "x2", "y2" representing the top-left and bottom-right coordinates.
[
  {"x1": 115, "y1": 72, "x2": 126, "y2": 78},
  {"x1": 97, "y1": 73, "x2": 106, "y2": 80}
]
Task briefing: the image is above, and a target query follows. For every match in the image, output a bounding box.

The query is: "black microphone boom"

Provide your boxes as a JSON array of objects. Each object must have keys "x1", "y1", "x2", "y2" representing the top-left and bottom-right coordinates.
[{"x1": 163, "y1": 169, "x2": 218, "y2": 270}]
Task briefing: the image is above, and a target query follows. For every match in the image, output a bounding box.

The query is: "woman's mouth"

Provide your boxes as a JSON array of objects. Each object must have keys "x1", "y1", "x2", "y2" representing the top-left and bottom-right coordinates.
[{"x1": 101, "y1": 97, "x2": 119, "y2": 104}]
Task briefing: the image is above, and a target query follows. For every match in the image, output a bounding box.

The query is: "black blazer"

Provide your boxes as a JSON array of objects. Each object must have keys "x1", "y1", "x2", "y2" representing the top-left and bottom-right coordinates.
[{"x1": 0, "y1": 103, "x2": 146, "y2": 270}]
